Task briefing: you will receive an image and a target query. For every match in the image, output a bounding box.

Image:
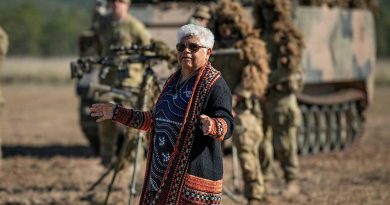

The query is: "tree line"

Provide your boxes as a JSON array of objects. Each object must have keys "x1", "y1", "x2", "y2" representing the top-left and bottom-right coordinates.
[
  {"x1": 0, "y1": 0, "x2": 389, "y2": 57},
  {"x1": 0, "y1": 0, "x2": 92, "y2": 56}
]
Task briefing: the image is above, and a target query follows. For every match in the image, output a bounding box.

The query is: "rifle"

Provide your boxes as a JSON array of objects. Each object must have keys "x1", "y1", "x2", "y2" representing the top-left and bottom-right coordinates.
[
  {"x1": 73, "y1": 45, "x2": 165, "y2": 205},
  {"x1": 70, "y1": 44, "x2": 165, "y2": 79},
  {"x1": 84, "y1": 67, "x2": 160, "y2": 205}
]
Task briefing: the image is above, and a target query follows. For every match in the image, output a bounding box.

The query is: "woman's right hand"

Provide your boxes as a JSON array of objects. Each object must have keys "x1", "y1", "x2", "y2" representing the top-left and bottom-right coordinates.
[{"x1": 90, "y1": 103, "x2": 115, "y2": 122}]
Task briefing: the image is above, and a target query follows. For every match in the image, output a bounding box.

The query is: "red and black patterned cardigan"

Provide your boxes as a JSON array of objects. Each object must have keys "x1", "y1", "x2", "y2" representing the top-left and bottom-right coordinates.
[{"x1": 113, "y1": 63, "x2": 234, "y2": 205}]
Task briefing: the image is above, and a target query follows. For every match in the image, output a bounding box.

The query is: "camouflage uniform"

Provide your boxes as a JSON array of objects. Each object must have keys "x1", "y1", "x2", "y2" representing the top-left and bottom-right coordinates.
[
  {"x1": 91, "y1": 0, "x2": 108, "y2": 31},
  {"x1": 95, "y1": 8, "x2": 151, "y2": 166},
  {"x1": 0, "y1": 26, "x2": 8, "y2": 159},
  {"x1": 254, "y1": 0, "x2": 304, "y2": 185},
  {"x1": 188, "y1": 5, "x2": 212, "y2": 27},
  {"x1": 213, "y1": 1, "x2": 270, "y2": 202}
]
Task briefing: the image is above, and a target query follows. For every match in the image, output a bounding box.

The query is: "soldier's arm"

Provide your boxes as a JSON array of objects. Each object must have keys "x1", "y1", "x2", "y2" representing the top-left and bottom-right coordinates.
[
  {"x1": 130, "y1": 18, "x2": 151, "y2": 46},
  {"x1": 0, "y1": 26, "x2": 9, "y2": 57},
  {"x1": 138, "y1": 27, "x2": 151, "y2": 46}
]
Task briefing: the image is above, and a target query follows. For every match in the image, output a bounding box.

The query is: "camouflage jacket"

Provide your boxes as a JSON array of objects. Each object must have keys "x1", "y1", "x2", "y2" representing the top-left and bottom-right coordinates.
[
  {"x1": 0, "y1": 26, "x2": 8, "y2": 105},
  {"x1": 254, "y1": 0, "x2": 305, "y2": 93},
  {"x1": 96, "y1": 14, "x2": 151, "y2": 55},
  {"x1": 0, "y1": 26, "x2": 8, "y2": 58},
  {"x1": 212, "y1": 0, "x2": 270, "y2": 99},
  {"x1": 93, "y1": 14, "x2": 152, "y2": 89}
]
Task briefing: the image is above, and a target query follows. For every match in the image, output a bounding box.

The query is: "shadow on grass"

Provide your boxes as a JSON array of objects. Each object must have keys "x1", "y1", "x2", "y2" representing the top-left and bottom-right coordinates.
[{"x1": 2, "y1": 144, "x2": 96, "y2": 158}]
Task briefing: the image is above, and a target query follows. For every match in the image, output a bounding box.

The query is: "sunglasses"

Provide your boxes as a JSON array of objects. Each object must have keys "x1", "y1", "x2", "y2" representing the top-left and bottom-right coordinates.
[
  {"x1": 109, "y1": 0, "x2": 127, "y2": 3},
  {"x1": 176, "y1": 43, "x2": 207, "y2": 53},
  {"x1": 194, "y1": 16, "x2": 209, "y2": 20}
]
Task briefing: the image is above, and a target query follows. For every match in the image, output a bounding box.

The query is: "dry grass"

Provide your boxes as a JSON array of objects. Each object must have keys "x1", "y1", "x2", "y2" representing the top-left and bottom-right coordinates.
[
  {"x1": 1, "y1": 57, "x2": 390, "y2": 86},
  {"x1": 0, "y1": 57, "x2": 75, "y2": 84},
  {"x1": 375, "y1": 58, "x2": 390, "y2": 86},
  {"x1": 0, "y1": 57, "x2": 389, "y2": 204}
]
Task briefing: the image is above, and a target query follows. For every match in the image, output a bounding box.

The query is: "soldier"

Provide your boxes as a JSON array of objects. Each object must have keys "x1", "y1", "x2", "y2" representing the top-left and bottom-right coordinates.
[
  {"x1": 0, "y1": 26, "x2": 9, "y2": 160},
  {"x1": 253, "y1": 0, "x2": 305, "y2": 197},
  {"x1": 91, "y1": 0, "x2": 108, "y2": 31},
  {"x1": 212, "y1": 1, "x2": 270, "y2": 204},
  {"x1": 188, "y1": 5, "x2": 212, "y2": 27},
  {"x1": 94, "y1": 0, "x2": 151, "y2": 167}
]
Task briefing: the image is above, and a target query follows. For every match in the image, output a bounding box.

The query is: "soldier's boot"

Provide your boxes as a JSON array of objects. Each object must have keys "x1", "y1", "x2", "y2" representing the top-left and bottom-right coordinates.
[
  {"x1": 281, "y1": 180, "x2": 300, "y2": 198},
  {"x1": 264, "y1": 179, "x2": 282, "y2": 195}
]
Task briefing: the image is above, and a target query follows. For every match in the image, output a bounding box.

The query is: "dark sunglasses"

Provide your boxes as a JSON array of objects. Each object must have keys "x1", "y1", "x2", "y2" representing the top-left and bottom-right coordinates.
[
  {"x1": 176, "y1": 43, "x2": 207, "y2": 53},
  {"x1": 194, "y1": 16, "x2": 208, "y2": 20},
  {"x1": 109, "y1": 0, "x2": 127, "y2": 3}
]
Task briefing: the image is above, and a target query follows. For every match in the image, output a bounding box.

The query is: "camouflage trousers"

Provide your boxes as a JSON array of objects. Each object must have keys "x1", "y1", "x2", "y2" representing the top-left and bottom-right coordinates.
[
  {"x1": 98, "y1": 96, "x2": 144, "y2": 168},
  {"x1": 233, "y1": 108, "x2": 265, "y2": 200},
  {"x1": 259, "y1": 92, "x2": 301, "y2": 182},
  {"x1": 0, "y1": 85, "x2": 4, "y2": 114},
  {"x1": 0, "y1": 101, "x2": 2, "y2": 160},
  {"x1": 0, "y1": 84, "x2": 4, "y2": 160},
  {"x1": 98, "y1": 122, "x2": 143, "y2": 165}
]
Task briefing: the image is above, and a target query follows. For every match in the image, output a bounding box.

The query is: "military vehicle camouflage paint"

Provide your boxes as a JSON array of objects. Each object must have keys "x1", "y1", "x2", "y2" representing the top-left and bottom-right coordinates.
[
  {"x1": 293, "y1": 7, "x2": 376, "y2": 154},
  {"x1": 295, "y1": 7, "x2": 376, "y2": 102}
]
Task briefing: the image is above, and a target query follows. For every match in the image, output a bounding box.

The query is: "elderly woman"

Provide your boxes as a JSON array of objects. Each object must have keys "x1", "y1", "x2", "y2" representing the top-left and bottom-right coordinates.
[{"x1": 90, "y1": 24, "x2": 233, "y2": 205}]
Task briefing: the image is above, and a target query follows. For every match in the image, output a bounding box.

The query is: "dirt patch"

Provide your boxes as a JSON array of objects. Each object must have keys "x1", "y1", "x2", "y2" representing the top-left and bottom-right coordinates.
[{"x1": 0, "y1": 83, "x2": 389, "y2": 205}]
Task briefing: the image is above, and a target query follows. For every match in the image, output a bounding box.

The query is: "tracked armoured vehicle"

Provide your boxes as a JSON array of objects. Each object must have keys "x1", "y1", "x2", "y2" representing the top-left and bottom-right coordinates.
[
  {"x1": 292, "y1": 6, "x2": 376, "y2": 154},
  {"x1": 76, "y1": 0, "x2": 376, "y2": 155}
]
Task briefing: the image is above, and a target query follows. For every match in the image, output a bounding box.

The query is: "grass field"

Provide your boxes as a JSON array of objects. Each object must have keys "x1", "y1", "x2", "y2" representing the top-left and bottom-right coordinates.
[
  {"x1": 1, "y1": 57, "x2": 74, "y2": 84},
  {"x1": 375, "y1": 58, "x2": 390, "y2": 86}
]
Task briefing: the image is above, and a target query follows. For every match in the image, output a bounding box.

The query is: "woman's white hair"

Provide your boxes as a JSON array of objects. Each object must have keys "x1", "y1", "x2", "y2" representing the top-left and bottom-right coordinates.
[{"x1": 177, "y1": 24, "x2": 215, "y2": 49}]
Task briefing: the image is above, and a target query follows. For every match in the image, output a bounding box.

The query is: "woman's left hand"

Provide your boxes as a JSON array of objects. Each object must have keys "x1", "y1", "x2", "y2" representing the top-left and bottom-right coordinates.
[{"x1": 200, "y1": 114, "x2": 214, "y2": 136}]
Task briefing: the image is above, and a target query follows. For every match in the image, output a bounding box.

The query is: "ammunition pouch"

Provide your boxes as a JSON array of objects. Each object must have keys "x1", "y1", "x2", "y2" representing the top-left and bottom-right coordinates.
[
  {"x1": 235, "y1": 97, "x2": 262, "y2": 116},
  {"x1": 268, "y1": 81, "x2": 294, "y2": 95},
  {"x1": 267, "y1": 69, "x2": 304, "y2": 95}
]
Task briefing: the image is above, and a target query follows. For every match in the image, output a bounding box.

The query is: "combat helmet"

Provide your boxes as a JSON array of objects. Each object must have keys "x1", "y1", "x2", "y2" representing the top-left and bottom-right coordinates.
[
  {"x1": 193, "y1": 5, "x2": 212, "y2": 20},
  {"x1": 213, "y1": 0, "x2": 256, "y2": 41},
  {"x1": 212, "y1": 0, "x2": 270, "y2": 98}
]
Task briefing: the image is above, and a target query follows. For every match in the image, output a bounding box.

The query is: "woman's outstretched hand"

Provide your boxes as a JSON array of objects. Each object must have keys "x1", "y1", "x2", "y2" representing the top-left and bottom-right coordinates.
[
  {"x1": 200, "y1": 114, "x2": 214, "y2": 136},
  {"x1": 90, "y1": 103, "x2": 115, "y2": 122}
]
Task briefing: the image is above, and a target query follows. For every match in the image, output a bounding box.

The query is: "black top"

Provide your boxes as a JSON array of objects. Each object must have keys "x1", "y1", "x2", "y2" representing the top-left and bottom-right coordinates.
[{"x1": 189, "y1": 77, "x2": 234, "y2": 181}]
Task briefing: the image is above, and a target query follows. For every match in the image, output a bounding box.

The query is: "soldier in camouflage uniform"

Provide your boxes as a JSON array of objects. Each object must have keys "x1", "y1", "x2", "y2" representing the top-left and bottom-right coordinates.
[
  {"x1": 188, "y1": 5, "x2": 212, "y2": 27},
  {"x1": 254, "y1": 0, "x2": 305, "y2": 196},
  {"x1": 0, "y1": 26, "x2": 8, "y2": 160},
  {"x1": 212, "y1": 1, "x2": 270, "y2": 204},
  {"x1": 94, "y1": 0, "x2": 151, "y2": 167},
  {"x1": 91, "y1": 0, "x2": 108, "y2": 31}
]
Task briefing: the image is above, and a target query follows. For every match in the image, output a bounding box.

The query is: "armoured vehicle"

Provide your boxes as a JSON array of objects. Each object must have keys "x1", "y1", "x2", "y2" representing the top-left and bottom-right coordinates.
[
  {"x1": 292, "y1": 6, "x2": 376, "y2": 154},
  {"x1": 76, "y1": 0, "x2": 376, "y2": 155}
]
